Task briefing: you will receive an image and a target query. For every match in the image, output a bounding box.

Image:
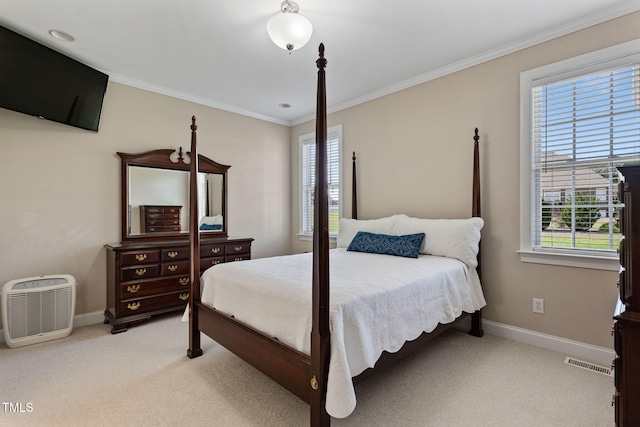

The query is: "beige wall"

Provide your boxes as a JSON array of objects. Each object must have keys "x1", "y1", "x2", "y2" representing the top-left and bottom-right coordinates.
[
  {"x1": 0, "y1": 82, "x2": 291, "y2": 327},
  {"x1": 291, "y1": 12, "x2": 640, "y2": 349}
]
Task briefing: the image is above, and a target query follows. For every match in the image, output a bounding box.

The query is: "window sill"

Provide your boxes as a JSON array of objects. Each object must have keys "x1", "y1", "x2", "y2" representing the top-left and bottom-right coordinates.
[{"x1": 518, "y1": 250, "x2": 619, "y2": 271}]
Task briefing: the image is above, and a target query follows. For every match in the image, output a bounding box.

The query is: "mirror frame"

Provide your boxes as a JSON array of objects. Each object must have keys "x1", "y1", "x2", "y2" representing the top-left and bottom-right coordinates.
[{"x1": 118, "y1": 148, "x2": 229, "y2": 242}]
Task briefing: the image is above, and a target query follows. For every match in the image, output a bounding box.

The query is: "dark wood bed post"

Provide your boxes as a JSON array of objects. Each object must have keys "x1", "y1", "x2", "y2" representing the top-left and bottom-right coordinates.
[
  {"x1": 469, "y1": 127, "x2": 484, "y2": 338},
  {"x1": 188, "y1": 116, "x2": 203, "y2": 358},
  {"x1": 310, "y1": 43, "x2": 331, "y2": 427},
  {"x1": 352, "y1": 152, "x2": 358, "y2": 220}
]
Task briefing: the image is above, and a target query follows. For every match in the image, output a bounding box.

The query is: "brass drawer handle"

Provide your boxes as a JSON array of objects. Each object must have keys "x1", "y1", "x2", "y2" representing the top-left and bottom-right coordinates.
[
  {"x1": 179, "y1": 278, "x2": 189, "y2": 285},
  {"x1": 135, "y1": 268, "x2": 147, "y2": 276},
  {"x1": 149, "y1": 214, "x2": 158, "y2": 219},
  {"x1": 212, "y1": 260, "x2": 221, "y2": 265},
  {"x1": 127, "y1": 285, "x2": 140, "y2": 293},
  {"x1": 168, "y1": 265, "x2": 178, "y2": 272},
  {"x1": 169, "y1": 208, "x2": 178, "y2": 213},
  {"x1": 167, "y1": 251, "x2": 178, "y2": 258},
  {"x1": 211, "y1": 248, "x2": 221, "y2": 254},
  {"x1": 127, "y1": 302, "x2": 141, "y2": 311},
  {"x1": 135, "y1": 254, "x2": 147, "y2": 262},
  {"x1": 234, "y1": 257, "x2": 243, "y2": 262},
  {"x1": 235, "y1": 246, "x2": 243, "y2": 252},
  {"x1": 179, "y1": 293, "x2": 189, "y2": 301}
]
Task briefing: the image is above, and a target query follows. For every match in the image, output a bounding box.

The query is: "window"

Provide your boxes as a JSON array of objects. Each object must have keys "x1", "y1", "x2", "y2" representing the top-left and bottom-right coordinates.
[
  {"x1": 197, "y1": 172, "x2": 207, "y2": 221},
  {"x1": 520, "y1": 40, "x2": 640, "y2": 269},
  {"x1": 299, "y1": 125, "x2": 342, "y2": 239}
]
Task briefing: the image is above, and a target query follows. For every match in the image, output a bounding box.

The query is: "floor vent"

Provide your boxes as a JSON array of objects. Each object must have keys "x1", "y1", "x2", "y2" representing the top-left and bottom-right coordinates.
[{"x1": 564, "y1": 357, "x2": 613, "y2": 377}]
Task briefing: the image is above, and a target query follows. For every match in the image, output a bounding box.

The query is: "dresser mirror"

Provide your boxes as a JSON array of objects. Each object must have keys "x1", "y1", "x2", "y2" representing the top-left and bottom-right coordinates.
[{"x1": 118, "y1": 148, "x2": 229, "y2": 242}]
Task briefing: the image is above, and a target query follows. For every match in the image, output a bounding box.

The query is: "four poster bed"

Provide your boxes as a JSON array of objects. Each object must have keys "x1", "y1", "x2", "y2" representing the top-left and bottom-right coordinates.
[{"x1": 186, "y1": 44, "x2": 485, "y2": 426}]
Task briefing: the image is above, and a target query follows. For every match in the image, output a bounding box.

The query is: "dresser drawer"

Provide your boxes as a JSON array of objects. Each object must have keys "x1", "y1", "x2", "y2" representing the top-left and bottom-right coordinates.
[
  {"x1": 161, "y1": 260, "x2": 190, "y2": 276},
  {"x1": 121, "y1": 250, "x2": 159, "y2": 266},
  {"x1": 201, "y1": 256, "x2": 224, "y2": 270},
  {"x1": 226, "y1": 254, "x2": 250, "y2": 263},
  {"x1": 146, "y1": 212, "x2": 180, "y2": 220},
  {"x1": 143, "y1": 205, "x2": 181, "y2": 214},
  {"x1": 121, "y1": 265, "x2": 160, "y2": 281},
  {"x1": 120, "y1": 276, "x2": 190, "y2": 298},
  {"x1": 146, "y1": 218, "x2": 180, "y2": 226},
  {"x1": 147, "y1": 225, "x2": 181, "y2": 232},
  {"x1": 120, "y1": 291, "x2": 189, "y2": 315},
  {"x1": 226, "y1": 242, "x2": 251, "y2": 255},
  {"x1": 162, "y1": 247, "x2": 189, "y2": 261},
  {"x1": 202, "y1": 243, "x2": 225, "y2": 257}
]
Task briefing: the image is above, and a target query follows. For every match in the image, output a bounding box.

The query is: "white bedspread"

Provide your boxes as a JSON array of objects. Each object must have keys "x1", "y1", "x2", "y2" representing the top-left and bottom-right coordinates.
[{"x1": 198, "y1": 248, "x2": 486, "y2": 418}]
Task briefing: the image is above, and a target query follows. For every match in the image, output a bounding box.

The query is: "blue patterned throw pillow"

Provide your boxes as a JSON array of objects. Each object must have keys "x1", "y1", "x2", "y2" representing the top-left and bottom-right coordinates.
[{"x1": 347, "y1": 231, "x2": 425, "y2": 258}]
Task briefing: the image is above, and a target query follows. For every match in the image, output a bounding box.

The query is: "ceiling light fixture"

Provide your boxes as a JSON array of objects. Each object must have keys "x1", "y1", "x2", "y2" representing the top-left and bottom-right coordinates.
[
  {"x1": 267, "y1": 1, "x2": 312, "y2": 53},
  {"x1": 48, "y1": 29, "x2": 75, "y2": 42}
]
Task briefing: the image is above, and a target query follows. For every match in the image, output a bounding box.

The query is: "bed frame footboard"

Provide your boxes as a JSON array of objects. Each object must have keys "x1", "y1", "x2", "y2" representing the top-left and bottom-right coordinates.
[{"x1": 196, "y1": 302, "x2": 311, "y2": 402}]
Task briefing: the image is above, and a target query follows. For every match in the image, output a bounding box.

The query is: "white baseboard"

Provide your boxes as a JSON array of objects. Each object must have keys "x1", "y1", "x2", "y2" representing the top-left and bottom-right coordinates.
[
  {"x1": 73, "y1": 310, "x2": 106, "y2": 328},
  {"x1": 2, "y1": 311, "x2": 616, "y2": 367},
  {"x1": 0, "y1": 310, "x2": 105, "y2": 345},
  {"x1": 455, "y1": 317, "x2": 615, "y2": 367}
]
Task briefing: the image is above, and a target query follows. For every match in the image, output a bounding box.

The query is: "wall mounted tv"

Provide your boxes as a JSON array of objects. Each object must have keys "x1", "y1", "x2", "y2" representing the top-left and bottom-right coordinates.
[{"x1": 0, "y1": 25, "x2": 109, "y2": 132}]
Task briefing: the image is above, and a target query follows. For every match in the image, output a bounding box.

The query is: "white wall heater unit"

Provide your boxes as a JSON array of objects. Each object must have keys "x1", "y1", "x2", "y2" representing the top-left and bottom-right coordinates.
[{"x1": 2, "y1": 274, "x2": 77, "y2": 348}]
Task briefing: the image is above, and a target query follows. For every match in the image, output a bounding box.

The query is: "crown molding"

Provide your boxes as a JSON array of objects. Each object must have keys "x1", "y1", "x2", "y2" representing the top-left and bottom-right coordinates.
[
  {"x1": 290, "y1": 3, "x2": 640, "y2": 126},
  {"x1": 108, "y1": 73, "x2": 291, "y2": 126}
]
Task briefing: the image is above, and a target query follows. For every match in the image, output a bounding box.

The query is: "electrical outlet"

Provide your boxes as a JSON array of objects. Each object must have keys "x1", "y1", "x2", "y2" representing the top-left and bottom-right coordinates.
[{"x1": 533, "y1": 298, "x2": 544, "y2": 314}]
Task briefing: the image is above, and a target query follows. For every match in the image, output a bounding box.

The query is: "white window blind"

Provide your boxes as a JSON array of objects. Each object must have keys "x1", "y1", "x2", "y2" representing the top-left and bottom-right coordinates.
[
  {"x1": 300, "y1": 125, "x2": 342, "y2": 237},
  {"x1": 197, "y1": 172, "x2": 207, "y2": 220},
  {"x1": 531, "y1": 63, "x2": 640, "y2": 255}
]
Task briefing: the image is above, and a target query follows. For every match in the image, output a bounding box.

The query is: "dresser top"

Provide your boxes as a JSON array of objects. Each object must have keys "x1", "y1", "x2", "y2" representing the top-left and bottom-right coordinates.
[{"x1": 105, "y1": 236, "x2": 253, "y2": 251}]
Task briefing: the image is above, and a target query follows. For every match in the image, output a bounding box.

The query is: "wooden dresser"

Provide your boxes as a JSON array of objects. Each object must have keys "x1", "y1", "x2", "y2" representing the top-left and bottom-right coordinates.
[
  {"x1": 104, "y1": 237, "x2": 252, "y2": 333},
  {"x1": 613, "y1": 164, "x2": 640, "y2": 426},
  {"x1": 140, "y1": 205, "x2": 182, "y2": 233}
]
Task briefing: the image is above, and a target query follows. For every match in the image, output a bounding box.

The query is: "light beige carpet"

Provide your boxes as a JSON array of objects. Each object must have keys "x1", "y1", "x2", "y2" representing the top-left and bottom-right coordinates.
[{"x1": 0, "y1": 314, "x2": 614, "y2": 426}]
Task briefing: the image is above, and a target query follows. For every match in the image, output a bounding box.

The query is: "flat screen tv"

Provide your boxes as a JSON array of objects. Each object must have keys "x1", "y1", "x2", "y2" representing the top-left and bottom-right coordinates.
[{"x1": 0, "y1": 25, "x2": 108, "y2": 132}]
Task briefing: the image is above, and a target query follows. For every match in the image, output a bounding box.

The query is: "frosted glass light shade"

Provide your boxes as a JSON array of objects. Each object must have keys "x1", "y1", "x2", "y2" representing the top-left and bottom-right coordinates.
[{"x1": 267, "y1": 11, "x2": 313, "y2": 52}]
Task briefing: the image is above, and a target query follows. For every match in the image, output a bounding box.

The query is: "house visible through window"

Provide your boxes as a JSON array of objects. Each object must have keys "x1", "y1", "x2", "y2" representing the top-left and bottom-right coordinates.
[
  {"x1": 520, "y1": 40, "x2": 640, "y2": 269},
  {"x1": 299, "y1": 125, "x2": 342, "y2": 238}
]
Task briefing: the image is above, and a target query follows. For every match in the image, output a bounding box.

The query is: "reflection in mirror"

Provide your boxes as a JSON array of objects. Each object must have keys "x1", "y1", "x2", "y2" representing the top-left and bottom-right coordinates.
[
  {"x1": 118, "y1": 147, "x2": 230, "y2": 242},
  {"x1": 128, "y1": 167, "x2": 189, "y2": 235},
  {"x1": 198, "y1": 173, "x2": 224, "y2": 231},
  {"x1": 127, "y1": 169, "x2": 226, "y2": 236}
]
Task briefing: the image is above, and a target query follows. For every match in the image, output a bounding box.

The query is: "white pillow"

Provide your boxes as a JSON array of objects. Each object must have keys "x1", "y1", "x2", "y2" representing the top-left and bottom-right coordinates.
[
  {"x1": 336, "y1": 215, "x2": 400, "y2": 248},
  {"x1": 394, "y1": 214, "x2": 484, "y2": 267},
  {"x1": 199, "y1": 215, "x2": 223, "y2": 226}
]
